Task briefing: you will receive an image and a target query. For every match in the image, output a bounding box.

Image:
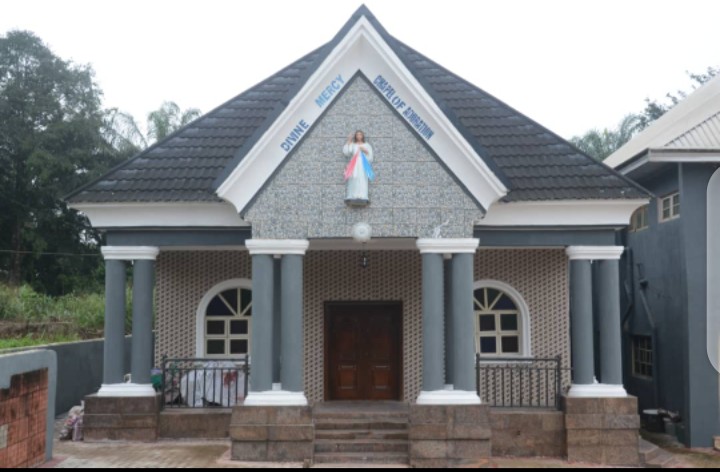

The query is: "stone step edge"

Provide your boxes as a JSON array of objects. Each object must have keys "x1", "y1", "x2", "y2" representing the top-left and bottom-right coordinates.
[
  {"x1": 315, "y1": 429, "x2": 409, "y2": 438},
  {"x1": 638, "y1": 438, "x2": 670, "y2": 465},
  {"x1": 314, "y1": 419, "x2": 409, "y2": 427},
  {"x1": 313, "y1": 452, "x2": 410, "y2": 464}
]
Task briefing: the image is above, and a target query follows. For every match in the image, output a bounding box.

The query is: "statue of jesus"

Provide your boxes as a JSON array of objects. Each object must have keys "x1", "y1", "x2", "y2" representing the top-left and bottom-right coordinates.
[{"x1": 343, "y1": 130, "x2": 374, "y2": 206}]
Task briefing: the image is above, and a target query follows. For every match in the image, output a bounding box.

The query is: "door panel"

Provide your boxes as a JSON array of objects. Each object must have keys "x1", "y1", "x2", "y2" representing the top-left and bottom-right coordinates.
[{"x1": 327, "y1": 304, "x2": 402, "y2": 401}]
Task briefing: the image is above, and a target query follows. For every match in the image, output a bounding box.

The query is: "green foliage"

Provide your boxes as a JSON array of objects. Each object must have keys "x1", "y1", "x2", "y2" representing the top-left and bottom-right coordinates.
[
  {"x1": 104, "y1": 101, "x2": 202, "y2": 156},
  {"x1": 0, "y1": 334, "x2": 81, "y2": 350},
  {"x1": 0, "y1": 30, "x2": 125, "y2": 294},
  {"x1": 0, "y1": 283, "x2": 132, "y2": 336},
  {"x1": 637, "y1": 66, "x2": 719, "y2": 130},
  {"x1": 146, "y1": 101, "x2": 201, "y2": 143},
  {"x1": 571, "y1": 114, "x2": 642, "y2": 161}
]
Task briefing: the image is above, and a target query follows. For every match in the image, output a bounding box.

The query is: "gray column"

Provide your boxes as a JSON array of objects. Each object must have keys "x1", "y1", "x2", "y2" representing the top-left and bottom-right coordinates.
[
  {"x1": 570, "y1": 259, "x2": 595, "y2": 385},
  {"x1": 444, "y1": 257, "x2": 454, "y2": 386},
  {"x1": 422, "y1": 253, "x2": 445, "y2": 392},
  {"x1": 450, "y1": 252, "x2": 475, "y2": 392},
  {"x1": 597, "y1": 259, "x2": 623, "y2": 385},
  {"x1": 250, "y1": 254, "x2": 274, "y2": 392},
  {"x1": 273, "y1": 257, "x2": 282, "y2": 383},
  {"x1": 280, "y1": 254, "x2": 304, "y2": 392},
  {"x1": 103, "y1": 259, "x2": 127, "y2": 385},
  {"x1": 131, "y1": 259, "x2": 155, "y2": 385}
]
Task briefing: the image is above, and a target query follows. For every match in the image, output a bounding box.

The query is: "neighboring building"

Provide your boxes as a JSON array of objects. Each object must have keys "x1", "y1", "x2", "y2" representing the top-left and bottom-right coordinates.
[
  {"x1": 606, "y1": 75, "x2": 720, "y2": 447},
  {"x1": 67, "y1": 6, "x2": 650, "y2": 465}
]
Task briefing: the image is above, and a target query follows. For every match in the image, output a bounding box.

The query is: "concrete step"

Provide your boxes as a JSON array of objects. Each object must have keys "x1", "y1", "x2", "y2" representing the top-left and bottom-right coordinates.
[
  {"x1": 314, "y1": 439, "x2": 409, "y2": 454},
  {"x1": 315, "y1": 429, "x2": 409, "y2": 441},
  {"x1": 313, "y1": 452, "x2": 410, "y2": 465},
  {"x1": 639, "y1": 438, "x2": 676, "y2": 468},
  {"x1": 643, "y1": 450, "x2": 675, "y2": 469},
  {"x1": 314, "y1": 419, "x2": 409, "y2": 431},
  {"x1": 313, "y1": 411, "x2": 409, "y2": 420}
]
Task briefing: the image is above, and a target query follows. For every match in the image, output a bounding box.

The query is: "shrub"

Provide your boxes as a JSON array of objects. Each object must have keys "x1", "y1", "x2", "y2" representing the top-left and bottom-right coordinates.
[{"x1": 0, "y1": 284, "x2": 133, "y2": 338}]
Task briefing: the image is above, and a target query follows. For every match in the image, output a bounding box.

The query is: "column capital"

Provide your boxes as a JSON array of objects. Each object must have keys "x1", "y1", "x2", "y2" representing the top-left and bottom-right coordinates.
[
  {"x1": 566, "y1": 246, "x2": 624, "y2": 260},
  {"x1": 101, "y1": 246, "x2": 159, "y2": 260},
  {"x1": 416, "y1": 238, "x2": 479, "y2": 254},
  {"x1": 245, "y1": 239, "x2": 310, "y2": 255}
]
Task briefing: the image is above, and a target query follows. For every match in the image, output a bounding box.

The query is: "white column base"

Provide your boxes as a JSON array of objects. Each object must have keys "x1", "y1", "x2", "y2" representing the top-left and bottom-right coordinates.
[
  {"x1": 97, "y1": 383, "x2": 156, "y2": 397},
  {"x1": 444, "y1": 384, "x2": 454, "y2": 391},
  {"x1": 244, "y1": 391, "x2": 308, "y2": 406},
  {"x1": 567, "y1": 383, "x2": 627, "y2": 398},
  {"x1": 416, "y1": 390, "x2": 481, "y2": 405}
]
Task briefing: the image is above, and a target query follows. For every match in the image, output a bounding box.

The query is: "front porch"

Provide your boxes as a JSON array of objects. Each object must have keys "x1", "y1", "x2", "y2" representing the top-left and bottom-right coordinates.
[{"x1": 82, "y1": 232, "x2": 640, "y2": 467}]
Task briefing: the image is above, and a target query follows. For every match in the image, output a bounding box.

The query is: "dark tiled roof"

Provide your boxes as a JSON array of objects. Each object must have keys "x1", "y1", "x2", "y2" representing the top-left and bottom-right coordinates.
[
  {"x1": 67, "y1": 6, "x2": 648, "y2": 204},
  {"x1": 390, "y1": 40, "x2": 647, "y2": 202},
  {"x1": 68, "y1": 47, "x2": 326, "y2": 203}
]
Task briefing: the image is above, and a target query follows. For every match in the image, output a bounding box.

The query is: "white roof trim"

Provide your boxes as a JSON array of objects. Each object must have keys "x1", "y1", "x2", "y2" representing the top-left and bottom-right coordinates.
[
  {"x1": 566, "y1": 246, "x2": 624, "y2": 261},
  {"x1": 70, "y1": 202, "x2": 247, "y2": 228},
  {"x1": 215, "y1": 15, "x2": 508, "y2": 213},
  {"x1": 648, "y1": 149, "x2": 720, "y2": 162},
  {"x1": 477, "y1": 200, "x2": 649, "y2": 227},
  {"x1": 618, "y1": 150, "x2": 720, "y2": 176},
  {"x1": 607, "y1": 74, "x2": 720, "y2": 169}
]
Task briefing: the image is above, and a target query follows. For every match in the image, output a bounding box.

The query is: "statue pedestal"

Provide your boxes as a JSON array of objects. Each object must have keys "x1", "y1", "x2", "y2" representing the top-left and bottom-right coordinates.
[{"x1": 345, "y1": 198, "x2": 369, "y2": 207}]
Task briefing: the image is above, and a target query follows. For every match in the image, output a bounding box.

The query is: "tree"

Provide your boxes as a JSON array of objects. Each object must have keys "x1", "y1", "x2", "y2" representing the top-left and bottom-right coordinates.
[
  {"x1": 147, "y1": 101, "x2": 200, "y2": 143},
  {"x1": 105, "y1": 101, "x2": 201, "y2": 155},
  {"x1": 0, "y1": 30, "x2": 122, "y2": 294},
  {"x1": 637, "y1": 66, "x2": 719, "y2": 130},
  {"x1": 571, "y1": 114, "x2": 642, "y2": 161},
  {"x1": 103, "y1": 108, "x2": 148, "y2": 156},
  {"x1": 571, "y1": 66, "x2": 719, "y2": 161}
]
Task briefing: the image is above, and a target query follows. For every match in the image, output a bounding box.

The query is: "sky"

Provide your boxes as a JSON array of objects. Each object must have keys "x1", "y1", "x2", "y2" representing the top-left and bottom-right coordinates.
[{"x1": 2, "y1": 0, "x2": 719, "y2": 139}]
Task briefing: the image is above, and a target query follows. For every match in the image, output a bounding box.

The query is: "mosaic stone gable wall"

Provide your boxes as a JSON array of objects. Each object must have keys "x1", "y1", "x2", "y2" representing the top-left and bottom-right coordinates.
[
  {"x1": 155, "y1": 249, "x2": 569, "y2": 403},
  {"x1": 244, "y1": 76, "x2": 485, "y2": 239}
]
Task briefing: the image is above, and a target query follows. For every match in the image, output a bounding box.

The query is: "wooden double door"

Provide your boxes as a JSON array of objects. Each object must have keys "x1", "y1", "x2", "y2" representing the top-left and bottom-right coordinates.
[{"x1": 326, "y1": 302, "x2": 402, "y2": 401}]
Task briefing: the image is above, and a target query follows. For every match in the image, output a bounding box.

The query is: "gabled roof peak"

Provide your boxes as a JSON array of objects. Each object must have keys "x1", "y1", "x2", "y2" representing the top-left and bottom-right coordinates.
[{"x1": 67, "y1": 6, "x2": 648, "y2": 206}]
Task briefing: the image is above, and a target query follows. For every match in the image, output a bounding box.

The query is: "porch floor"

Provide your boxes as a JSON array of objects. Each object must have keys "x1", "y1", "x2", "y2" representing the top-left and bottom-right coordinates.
[{"x1": 313, "y1": 401, "x2": 410, "y2": 415}]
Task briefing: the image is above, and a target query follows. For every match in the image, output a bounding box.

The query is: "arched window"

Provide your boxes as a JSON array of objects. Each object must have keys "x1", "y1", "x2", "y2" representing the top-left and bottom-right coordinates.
[
  {"x1": 196, "y1": 279, "x2": 252, "y2": 358},
  {"x1": 473, "y1": 281, "x2": 531, "y2": 357}
]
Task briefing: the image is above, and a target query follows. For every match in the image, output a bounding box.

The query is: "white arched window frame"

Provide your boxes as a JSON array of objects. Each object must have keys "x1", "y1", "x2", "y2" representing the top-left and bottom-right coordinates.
[
  {"x1": 195, "y1": 278, "x2": 252, "y2": 359},
  {"x1": 473, "y1": 280, "x2": 532, "y2": 358}
]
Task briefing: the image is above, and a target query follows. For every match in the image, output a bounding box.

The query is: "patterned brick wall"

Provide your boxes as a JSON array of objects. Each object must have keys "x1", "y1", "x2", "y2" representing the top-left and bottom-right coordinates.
[
  {"x1": 155, "y1": 251, "x2": 252, "y2": 362},
  {"x1": 155, "y1": 248, "x2": 569, "y2": 403},
  {"x1": 476, "y1": 249, "x2": 571, "y2": 371},
  {"x1": 304, "y1": 251, "x2": 423, "y2": 402},
  {"x1": 0, "y1": 369, "x2": 48, "y2": 468}
]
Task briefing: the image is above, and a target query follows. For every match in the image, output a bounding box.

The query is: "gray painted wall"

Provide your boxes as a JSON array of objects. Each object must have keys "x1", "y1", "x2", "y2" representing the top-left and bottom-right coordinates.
[
  {"x1": 679, "y1": 163, "x2": 720, "y2": 447},
  {"x1": 2, "y1": 337, "x2": 133, "y2": 415},
  {"x1": 622, "y1": 163, "x2": 720, "y2": 447},
  {"x1": 623, "y1": 166, "x2": 686, "y2": 435},
  {"x1": 244, "y1": 75, "x2": 484, "y2": 239}
]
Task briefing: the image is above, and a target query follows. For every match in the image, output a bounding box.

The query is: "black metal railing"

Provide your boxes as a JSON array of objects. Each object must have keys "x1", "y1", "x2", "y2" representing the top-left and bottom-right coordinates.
[
  {"x1": 161, "y1": 356, "x2": 250, "y2": 409},
  {"x1": 476, "y1": 354, "x2": 564, "y2": 409}
]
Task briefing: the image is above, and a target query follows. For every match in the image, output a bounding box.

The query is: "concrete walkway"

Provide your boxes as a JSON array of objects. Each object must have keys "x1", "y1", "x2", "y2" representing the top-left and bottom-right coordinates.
[
  {"x1": 47, "y1": 417, "x2": 720, "y2": 469},
  {"x1": 49, "y1": 438, "x2": 621, "y2": 469}
]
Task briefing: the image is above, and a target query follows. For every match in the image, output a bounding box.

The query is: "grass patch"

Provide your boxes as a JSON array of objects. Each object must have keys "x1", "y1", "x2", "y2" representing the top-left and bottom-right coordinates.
[
  {"x1": 0, "y1": 284, "x2": 132, "y2": 339},
  {"x1": 0, "y1": 334, "x2": 82, "y2": 350}
]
